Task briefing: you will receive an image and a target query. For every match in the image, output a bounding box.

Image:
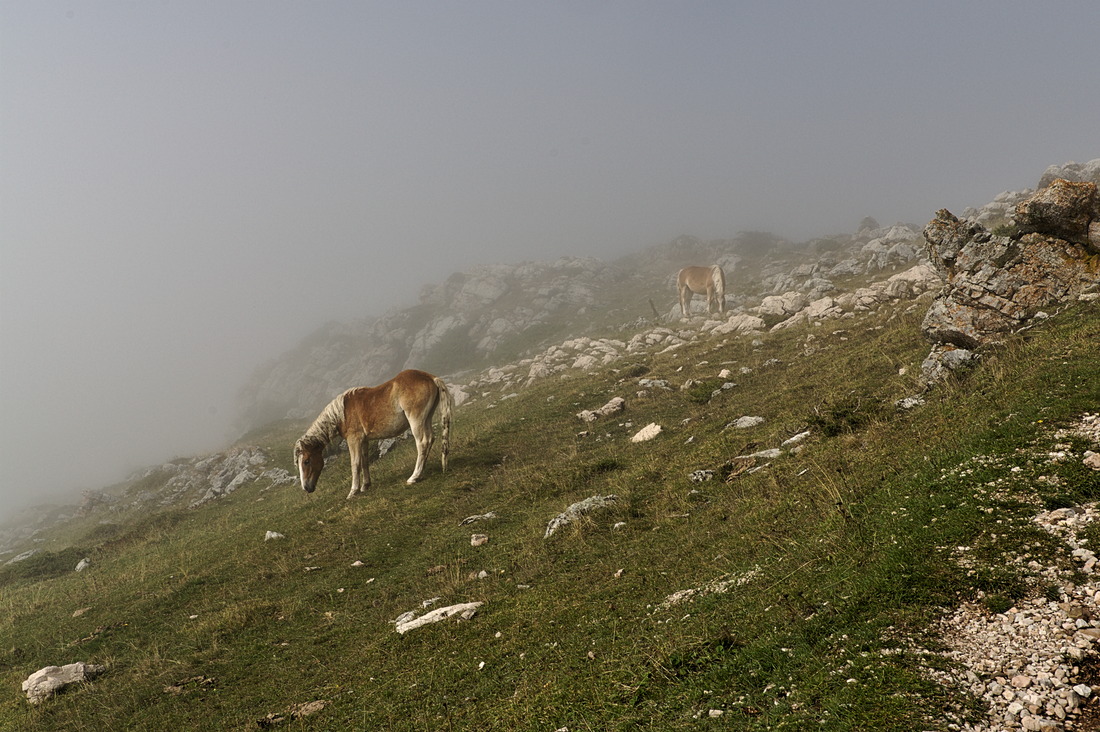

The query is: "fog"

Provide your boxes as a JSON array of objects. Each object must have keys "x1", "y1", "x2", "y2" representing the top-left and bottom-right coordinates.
[{"x1": 1, "y1": 2, "x2": 1097, "y2": 521}]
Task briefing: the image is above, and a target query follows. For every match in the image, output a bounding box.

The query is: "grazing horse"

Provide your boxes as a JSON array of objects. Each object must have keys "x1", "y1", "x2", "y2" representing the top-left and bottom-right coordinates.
[
  {"x1": 294, "y1": 369, "x2": 454, "y2": 499},
  {"x1": 676, "y1": 265, "x2": 726, "y2": 317}
]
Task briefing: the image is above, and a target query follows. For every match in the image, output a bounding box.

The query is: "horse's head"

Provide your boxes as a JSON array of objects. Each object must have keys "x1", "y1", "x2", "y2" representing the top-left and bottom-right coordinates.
[{"x1": 293, "y1": 438, "x2": 325, "y2": 493}]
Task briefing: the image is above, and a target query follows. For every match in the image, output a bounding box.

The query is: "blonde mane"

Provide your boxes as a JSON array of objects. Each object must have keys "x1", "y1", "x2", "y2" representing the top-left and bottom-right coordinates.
[{"x1": 297, "y1": 391, "x2": 346, "y2": 450}]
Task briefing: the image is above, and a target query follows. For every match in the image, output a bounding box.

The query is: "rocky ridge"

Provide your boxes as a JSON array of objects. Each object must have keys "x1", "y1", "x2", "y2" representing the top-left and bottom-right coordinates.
[
  {"x1": 236, "y1": 257, "x2": 621, "y2": 426},
  {"x1": 237, "y1": 220, "x2": 935, "y2": 428}
]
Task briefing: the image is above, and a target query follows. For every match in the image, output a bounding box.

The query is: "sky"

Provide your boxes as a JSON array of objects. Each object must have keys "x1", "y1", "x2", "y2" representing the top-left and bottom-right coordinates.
[{"x1": 1, "y1": 1, "x2": 1098, "y2": 521}]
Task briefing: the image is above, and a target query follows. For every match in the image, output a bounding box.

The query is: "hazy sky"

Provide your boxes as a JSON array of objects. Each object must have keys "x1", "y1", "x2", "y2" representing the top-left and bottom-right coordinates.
[{"x1": 1, "y1": 1, "x2": 1097, "y2": 520}]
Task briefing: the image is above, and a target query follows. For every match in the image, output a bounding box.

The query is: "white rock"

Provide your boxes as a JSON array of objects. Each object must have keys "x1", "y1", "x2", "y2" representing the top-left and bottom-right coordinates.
[
  {"x1": 544, "y1": 495, "x2": 619, "y2": 538},
  {"x1": 264, "y1": 531, "x2": 285, "y2": 541},
  {"x1": 630, "y1": 423, "x2": 662, "y2": 442},
  {"x1": 577, "y1": 397, "x2": 626, "y2": 422},
  {"x1": 460, "y1": 512, "x2": 498, "y2": 525},
  {"x1": 781, "y1": 431, "x2": 811, "y2": 447},
  {"x1": 730, "y1": 416, "x2": 764, "y2": 429},
  {"x1": 394, "y1": 602, "x2": 484, "y2": 635},
  {"x1": 7, "y1": 549, "x2": 39, "y2": 564},
  {"x1": 22, "y1": 662, "x2": 106, "y2": 704}
]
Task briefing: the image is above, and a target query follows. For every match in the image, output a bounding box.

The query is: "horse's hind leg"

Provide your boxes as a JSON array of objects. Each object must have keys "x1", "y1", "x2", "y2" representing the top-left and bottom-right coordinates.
[{"x1": 406, "y1": 415, "x2": 435, "y2": 484}]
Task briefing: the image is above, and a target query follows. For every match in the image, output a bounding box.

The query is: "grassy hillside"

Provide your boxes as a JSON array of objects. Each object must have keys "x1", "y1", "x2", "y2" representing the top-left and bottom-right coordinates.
[{"x1": 2, "y1": 297, "x2": 1099, "y2": 730}]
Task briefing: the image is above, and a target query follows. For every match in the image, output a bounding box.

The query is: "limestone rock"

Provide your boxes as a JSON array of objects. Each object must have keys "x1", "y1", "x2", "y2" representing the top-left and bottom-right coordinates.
[
  {"x1": 920, "y1": 344, "x2": 980, "y2": 386},
  {"x1": 1015, "y1": 178, "x2": 1100, "y2": 247},
  {"x1": 729, "y1": 416, "x2": 765, "y2": 429},
  {"x1": 544, "y1": 495, "x2": 619, "y2": 538},
  {"x1": 706, "y1": 313, "x2": 766, "y2": 336},
  {"x1": 576, "y1": 397, "x2": 626, "y2": 423},
  {"x1": 757, "y1": 292, "x2": 808, "y2": 325},
  {"x1": 921, "y1": 196, "x2": 1100, "y2": 355},
  {"x1": 393, "y1": 602, "x2": 483, "y2": 634},
  {"x1": 630, "y1": 423, "x2": 662, "y2": 442},
  {"x1": 1037, "y1": 159, "x2": 1100, "y2": 189},
  {"x1": 22, "y1": 662, "x2": 106, "y2": 704}
]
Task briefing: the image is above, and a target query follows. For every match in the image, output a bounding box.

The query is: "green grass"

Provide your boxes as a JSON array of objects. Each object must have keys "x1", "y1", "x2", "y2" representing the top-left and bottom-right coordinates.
[{"x1": 1, "y1": 300, "x2": 1098, "y2": 730}]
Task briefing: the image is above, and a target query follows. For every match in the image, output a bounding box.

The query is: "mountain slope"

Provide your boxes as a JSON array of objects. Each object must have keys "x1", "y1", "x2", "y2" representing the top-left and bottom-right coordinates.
[
  {"x1": 3, "y1": 297, "x2": 1098, "y2": 730},
  {"x1": 2, "y1": 162, "x2": 1100, "y2": 730}
]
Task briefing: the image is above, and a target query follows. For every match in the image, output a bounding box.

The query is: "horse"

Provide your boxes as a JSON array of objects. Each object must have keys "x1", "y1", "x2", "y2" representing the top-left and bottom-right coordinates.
[
  {"x1": 676, "y1": 265, "x2": 726, "y2": 317},
  {"x1": 293, "y1": 369, "x2": 454, "y2": 499}
]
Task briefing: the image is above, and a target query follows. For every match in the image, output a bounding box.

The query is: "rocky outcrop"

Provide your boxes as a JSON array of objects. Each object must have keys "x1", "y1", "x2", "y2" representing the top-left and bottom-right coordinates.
[
  {"x1": 920, "y1": 205, "x2": 1098, "y2": 348},
  {"x1": 961, "y1": 159, "x2": 1100, "y2": 230},
  {"x1": 445, "y1": 260, "x2": 941, "y2": 401},
  {"x1": 919, "y1": 166, "x2": 1100, "y2": 385}
]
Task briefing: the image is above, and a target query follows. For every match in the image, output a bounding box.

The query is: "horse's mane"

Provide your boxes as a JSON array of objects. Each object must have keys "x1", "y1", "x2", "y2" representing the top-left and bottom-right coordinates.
[{"x1": 297, "y1": 392, "x2": 346, "y2": 451}]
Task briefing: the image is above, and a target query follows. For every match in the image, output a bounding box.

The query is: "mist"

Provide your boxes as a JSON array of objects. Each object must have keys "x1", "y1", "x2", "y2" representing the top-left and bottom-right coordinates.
[{"x1": 1, "y1": 1, "x2": 1097, "y2": 521}]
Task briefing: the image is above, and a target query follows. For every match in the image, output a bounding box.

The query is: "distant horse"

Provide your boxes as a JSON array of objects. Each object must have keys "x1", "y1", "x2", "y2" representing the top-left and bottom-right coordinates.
[
  {"x1": 294, "y1": 369, "x2": 454, "y2": 499},
  {"x1": 676, "y1": 265, "x2": 726, "y2": 317}
]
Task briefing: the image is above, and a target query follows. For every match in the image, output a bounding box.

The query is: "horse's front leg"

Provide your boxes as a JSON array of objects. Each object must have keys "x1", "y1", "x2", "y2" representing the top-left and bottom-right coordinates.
[{"x1": 346, "y1": 438, "x2": 371, "y2": 499}]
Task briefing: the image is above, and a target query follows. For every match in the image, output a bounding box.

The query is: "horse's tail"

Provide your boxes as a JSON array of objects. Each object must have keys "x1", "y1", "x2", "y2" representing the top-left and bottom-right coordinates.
[
  {"x1": 433, "y1": 377, "x2": 454, "y2": 472},
  {"x1": 711, "y1": 265, "x2": 726, "y2": 311}
]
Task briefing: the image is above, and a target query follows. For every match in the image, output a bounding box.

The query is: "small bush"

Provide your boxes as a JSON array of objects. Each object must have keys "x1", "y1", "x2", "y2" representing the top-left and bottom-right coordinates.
[
  {"x1": 684, "y1": 379, "x2": 722, "y2": 404},
  {"x1": 982, "y1": 594, "x2": 1013, "y2": 615},
  {"x1": 807, "y1": 398, "x2": 881, "y2": 437}
]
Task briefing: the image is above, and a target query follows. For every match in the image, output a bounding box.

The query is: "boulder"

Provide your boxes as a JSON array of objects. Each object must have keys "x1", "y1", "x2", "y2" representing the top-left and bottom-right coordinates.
[
  {"x1": 22, "y1": 662, "x2": 106, "y2": 704},
  {"x1": 920, "y1": 344, "x2": 980, "y2": 385},
  {"x1": 757, "y1": 292, "x2": 808, "y2": 326},
  {"x1": 630, "y1": 423, "x2": 663, "y2": 442},
  {"x1": 706, "y1": 313, "x2": 766, "y2": 336},
  {"x1": 576, "y1": 397, "x2": 626, "y2": 423},
  {"x1": 1015, "y1": 178, "x2": 1100, "y2": 247}
]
